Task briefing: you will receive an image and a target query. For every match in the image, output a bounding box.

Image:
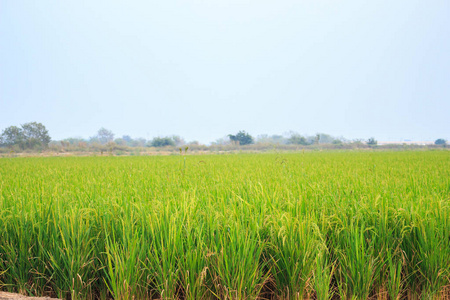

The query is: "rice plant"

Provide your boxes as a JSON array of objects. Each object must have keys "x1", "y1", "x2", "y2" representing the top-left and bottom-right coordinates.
[{"x1": 0, "y1": 151, "x2": 448, "y2": 299}]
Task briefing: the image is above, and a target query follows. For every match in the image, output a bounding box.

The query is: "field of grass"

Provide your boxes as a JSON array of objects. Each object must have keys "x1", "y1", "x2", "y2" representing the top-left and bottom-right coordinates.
[{"x1": 0, "y1": 151, "x2": 449, "y2": 299}]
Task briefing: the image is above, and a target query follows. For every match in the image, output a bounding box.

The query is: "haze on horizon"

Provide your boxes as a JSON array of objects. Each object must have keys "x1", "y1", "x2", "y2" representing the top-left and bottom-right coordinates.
[{"x1": 1, "y1": 1, "x2": 449, "y2": 145}]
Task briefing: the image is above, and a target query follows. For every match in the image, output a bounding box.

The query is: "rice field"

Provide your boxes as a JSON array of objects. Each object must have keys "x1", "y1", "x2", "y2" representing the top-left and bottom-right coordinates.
[{"x1": 0, "y1": 151, "x2": 449, "y2": 300}]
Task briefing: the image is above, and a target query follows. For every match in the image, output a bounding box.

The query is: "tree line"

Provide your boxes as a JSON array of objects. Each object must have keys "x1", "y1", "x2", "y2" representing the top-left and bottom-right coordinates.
[
  {"x1": 1, "y1": 122, "x2": 448, "y2": 150},
  {"x1": 0, "y1": 122, "x2": 51, "y2": 150}
]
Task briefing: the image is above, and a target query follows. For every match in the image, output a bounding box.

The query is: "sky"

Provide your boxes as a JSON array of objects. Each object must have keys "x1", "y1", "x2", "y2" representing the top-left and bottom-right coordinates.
[{"x1": 1, "y1": 1, "x2": 449, "y2": 144}]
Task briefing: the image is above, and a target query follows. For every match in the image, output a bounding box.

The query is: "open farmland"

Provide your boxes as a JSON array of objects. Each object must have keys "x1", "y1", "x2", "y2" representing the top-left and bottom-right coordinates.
[{"x1": 0, "y1": 151, "x2": 449, "y2": 300}]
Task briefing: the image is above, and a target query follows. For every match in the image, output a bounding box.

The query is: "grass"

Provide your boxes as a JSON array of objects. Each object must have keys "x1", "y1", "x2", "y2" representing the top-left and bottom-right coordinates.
[{"x1": 0, "y1": 150, "x2": 449, "y2": 299}]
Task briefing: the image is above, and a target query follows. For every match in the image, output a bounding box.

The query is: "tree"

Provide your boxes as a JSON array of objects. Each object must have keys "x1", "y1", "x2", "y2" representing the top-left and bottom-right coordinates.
[
  {"x1": 287, "y1": 133, "x2": 309, "y2": 145},
  {"x1": 0, "y1": 126, "x2": 25, "y2": 148},
  {"x1": 133, "y1": 138, "x2": 147, "y2": 147},
  {"x1": 257, "y1": 134, "x2": 287, "y2": 144},
  {"x1": 228, "y1": 131, "x2": 254, "y2": 145},
  {"x1": 1, "y1": 122, "x2": 50, "y2": 149},
  {"x1": 93, "y1": 128, "x2": 114, "y2": 144},
  {"x1": 367, "y1": 137, "x2": 377, "y2": 146},
  {"x1": 21, "y1": 122, "x2": 51, "y2": 148},
  {"x1": 149, "y1": 137, "x2": 176, "y2": 147},
  {"x1": 171, "y1": 135, "x2": 185, "y2": 146},
  {"x1": 63, "y1": 137, "x2": 86, "y2": 145},
  {"x1": 114, "y1": 138, "x2": 126, "y2": 146},
  {"x1": 121, "y1": 135, "x2": 133, "y2": 146},
  {"x1": 435, "y1": 139, "x2": 447, "y2": 145},
  {"x1": 317, "y1": 133, "x2": 335, "y2": 144}
]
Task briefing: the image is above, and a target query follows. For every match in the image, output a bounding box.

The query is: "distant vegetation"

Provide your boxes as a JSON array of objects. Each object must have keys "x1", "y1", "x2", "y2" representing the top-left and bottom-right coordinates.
[
  {"x1": 228, "y1": 130, "x2": 254, "y2": 145},
  {"x1": 148, "y1": 136, "x2": 184, "y2": 147},
  {"x1": 0, "y1": 122, "x2": 51, "y2": 150},
  {"x1": 0, "y1": 122, "x2": 447, "y2": 155},
  {"x1": 367, "y1": 137, "x2": 378, "y2": 146},
  {"x1": 435, "y1": 138, "x2": 447, "y2": 145}
]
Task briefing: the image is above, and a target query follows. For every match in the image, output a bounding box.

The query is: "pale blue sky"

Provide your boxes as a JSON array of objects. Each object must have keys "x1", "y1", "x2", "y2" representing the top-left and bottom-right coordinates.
[{"x1": 1, "y1": 1, "x2": 449, "y2": 144}]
